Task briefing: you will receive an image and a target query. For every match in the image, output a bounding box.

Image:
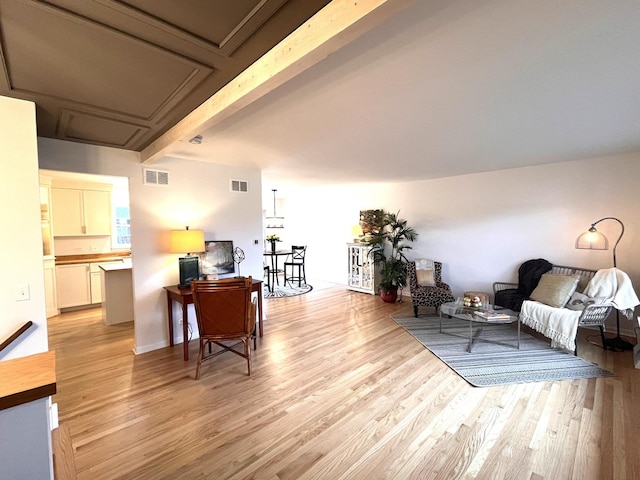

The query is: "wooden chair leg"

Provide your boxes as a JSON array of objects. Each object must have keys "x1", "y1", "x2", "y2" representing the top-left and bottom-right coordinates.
[
  {"x1": 195, "y1": 339, "x2": 204, "y2": 380},
  {"x1": 246, "y1": 338, "x2": 251, "y2": 376}
]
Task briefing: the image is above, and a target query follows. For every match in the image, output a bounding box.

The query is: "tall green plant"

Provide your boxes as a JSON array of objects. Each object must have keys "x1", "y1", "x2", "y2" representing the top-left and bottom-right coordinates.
[{"x1": 363, "y1": 210, "x2": 418, "y2": 292}]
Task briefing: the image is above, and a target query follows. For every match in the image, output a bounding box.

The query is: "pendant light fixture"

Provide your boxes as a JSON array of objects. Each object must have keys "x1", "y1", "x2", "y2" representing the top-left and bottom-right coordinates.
[{"x1": 265, "y1": 189, "x2": 284, "y2": 228}]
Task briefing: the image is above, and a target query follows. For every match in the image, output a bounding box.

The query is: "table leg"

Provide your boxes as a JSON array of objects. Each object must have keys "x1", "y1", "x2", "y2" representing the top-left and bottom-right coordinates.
[
  {"x1": 517, "y1": 318, "x2": 521, "y2": 349},
  {"x1": 258, "y1": 291, "x2": 264, "y2": 337},
  {"x1": 274, "y1": 256, "x2": 280, "y2": 285},
  {"x1": 166, "y1": 292, "x2": 174, "y2": 347},
  {"x1": 182, "y1": 302, "x2": 189, "y2": 361},
  {"x1": 469, "y1": 321, "x2": 473, "y2": 353}
]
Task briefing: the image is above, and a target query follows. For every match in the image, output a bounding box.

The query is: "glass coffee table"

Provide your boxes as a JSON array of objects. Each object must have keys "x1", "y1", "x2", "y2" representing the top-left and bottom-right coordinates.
[{"x1": 439, "y1": 302, "x2": 520, "y2": 353}]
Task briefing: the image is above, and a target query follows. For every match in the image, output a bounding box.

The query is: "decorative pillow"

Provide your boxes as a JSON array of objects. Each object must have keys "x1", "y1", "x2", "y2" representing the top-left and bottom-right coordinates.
[
  {"x1": 566, "y1": 292, "x2": 606, "y2": 311},
  {"x1": 415, "y1": 258, "x2": 434, "y2": 271},
  {"x1": 529, "y1": 273, "x2": 579, "y2": 308},
  {"x1": 416, "y1": 269, "x2": 435, "y2": 286}
]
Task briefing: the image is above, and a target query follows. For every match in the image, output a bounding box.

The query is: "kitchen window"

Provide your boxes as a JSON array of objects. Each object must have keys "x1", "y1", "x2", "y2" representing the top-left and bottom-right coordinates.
[{"x1": 112, "y1": 184, "x2": 131, "y2": 249}]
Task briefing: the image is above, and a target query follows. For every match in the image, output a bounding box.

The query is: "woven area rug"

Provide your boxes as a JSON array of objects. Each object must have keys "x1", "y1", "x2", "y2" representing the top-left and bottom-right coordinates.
[
  {"x1": 391, "y1": 314, "x2": 614, "y2": 387},
  {"x1": 264, "y1": 283, "x2": 312, "y2": 299}
]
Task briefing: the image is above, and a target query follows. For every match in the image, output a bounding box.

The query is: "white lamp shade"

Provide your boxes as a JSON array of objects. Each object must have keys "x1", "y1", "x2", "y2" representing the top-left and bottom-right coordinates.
[{"x1": 170, "y1": 228, "x2": 205, "y2": 254}]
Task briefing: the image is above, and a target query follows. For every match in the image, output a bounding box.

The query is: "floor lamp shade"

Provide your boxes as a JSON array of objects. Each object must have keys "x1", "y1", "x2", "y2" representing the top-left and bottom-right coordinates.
[
  {"x1": 575, "y1": 217, "x2": 623, "y2": 267},
  {"x1": 170, "y1": 227, "x2": 205, "y2": 288},
  {"x1": 575, "y1": 228, "x2": 608, "y2": 250}
]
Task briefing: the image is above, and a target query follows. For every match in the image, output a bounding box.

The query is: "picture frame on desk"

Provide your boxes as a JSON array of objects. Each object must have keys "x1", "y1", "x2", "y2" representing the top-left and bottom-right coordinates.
[{"x1": 199, "y1": 240, "x2": 234, "y2": 276}]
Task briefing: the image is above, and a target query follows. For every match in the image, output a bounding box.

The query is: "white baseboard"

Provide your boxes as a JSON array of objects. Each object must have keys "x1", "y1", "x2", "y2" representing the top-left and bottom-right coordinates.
[{"x1": 133, "y1": 340, "x2": 168, "y2": 355}]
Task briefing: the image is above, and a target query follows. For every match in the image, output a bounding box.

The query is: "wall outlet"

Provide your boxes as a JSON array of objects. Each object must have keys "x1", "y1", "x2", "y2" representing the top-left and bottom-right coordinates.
[
  {"x1": 90, "y1": 245, "x2": 99, "y2": 252},
  {"x1": 16, "y1": 283, "x2": 30, "y2": 301},
  {"x1": 253, "y1": 239, "x2": 260, "y2": 245}
]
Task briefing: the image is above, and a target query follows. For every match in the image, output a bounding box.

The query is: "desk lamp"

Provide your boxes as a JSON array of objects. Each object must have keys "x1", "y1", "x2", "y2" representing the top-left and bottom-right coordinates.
[
  {"x1": 575, "y1": 216, "x2": 633, "y2": 351},
  {"x1": 170, "y1": 226, "x2": 205, "y2": 288}
]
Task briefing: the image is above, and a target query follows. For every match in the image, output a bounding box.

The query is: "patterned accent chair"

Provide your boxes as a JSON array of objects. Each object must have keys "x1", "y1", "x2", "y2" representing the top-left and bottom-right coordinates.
[{"x1": 407, "y1": 260, "x2": 455, "y2": 317}]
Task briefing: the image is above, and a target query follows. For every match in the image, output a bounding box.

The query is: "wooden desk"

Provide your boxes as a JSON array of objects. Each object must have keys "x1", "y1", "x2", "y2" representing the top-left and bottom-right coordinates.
[{"x1": 164, "y1": 279, "x2": 264, "y2": 361}]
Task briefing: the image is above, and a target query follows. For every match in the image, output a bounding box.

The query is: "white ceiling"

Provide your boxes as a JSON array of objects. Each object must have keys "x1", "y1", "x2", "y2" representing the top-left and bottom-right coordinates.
[{"x1": 161, "y1": 0, "x2": 640, "y2": 190}]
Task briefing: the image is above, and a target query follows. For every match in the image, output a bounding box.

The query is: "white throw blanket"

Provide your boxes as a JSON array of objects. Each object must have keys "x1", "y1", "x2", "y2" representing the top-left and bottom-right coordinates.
[
  {"x1": 584, "y1": 268, "x2": 639, "y2": 321},
  {"x1": 520, "y1": 300, "x2": 582, "y2": 351}
]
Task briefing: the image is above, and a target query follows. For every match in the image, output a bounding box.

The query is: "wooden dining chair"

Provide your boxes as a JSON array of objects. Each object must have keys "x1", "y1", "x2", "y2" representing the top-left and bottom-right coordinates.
[{"x1": 190, "y1": 277, "x2": 257, "y2": 379}]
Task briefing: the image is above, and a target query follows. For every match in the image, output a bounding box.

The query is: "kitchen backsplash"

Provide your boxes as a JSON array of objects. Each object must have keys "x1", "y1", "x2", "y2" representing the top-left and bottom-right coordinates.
[{"x1": 54, "y1": 236, "x2": 113, "y2": 256}]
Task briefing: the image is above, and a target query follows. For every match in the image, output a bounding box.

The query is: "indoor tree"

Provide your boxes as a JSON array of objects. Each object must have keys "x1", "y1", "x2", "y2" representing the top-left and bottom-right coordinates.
[{"x1": 363, "y1": 210, "x2": 418, "y2": 303}]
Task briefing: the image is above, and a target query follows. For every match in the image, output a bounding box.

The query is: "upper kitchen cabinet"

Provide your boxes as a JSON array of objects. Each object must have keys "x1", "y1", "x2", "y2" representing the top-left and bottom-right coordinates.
[
  {"x1": 51, "y1": 180, "x2": 112, "y2": 236},
  {"x1": 39, "y1": 175, "x2": 53, "y2": 256}
]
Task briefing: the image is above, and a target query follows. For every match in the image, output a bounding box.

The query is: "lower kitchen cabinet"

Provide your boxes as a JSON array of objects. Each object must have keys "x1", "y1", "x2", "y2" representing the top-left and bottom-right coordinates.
[
  {"x1": 56, "y1": 260, "x2": 126, "y2": 309},
  {"x1": 55, "y1": 263, "x2": 91, "y2": 308},
  {"x1": 43, "y1": 258, "x2": 58, "y2": 318},
  {"x1": 90, "y1": 265, "x2": 102, "y2": 304},
  {"x1": 89, "y1": 261, "x2": 122, "y2": 304}
]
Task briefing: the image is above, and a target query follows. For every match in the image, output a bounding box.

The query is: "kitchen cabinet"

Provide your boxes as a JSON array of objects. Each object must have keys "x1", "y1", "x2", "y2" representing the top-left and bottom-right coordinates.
[
  {"x1": 51, "y1": 185, "x2": 112, "y2": 236},
  {"x1": 90, "y1": 265, "x2": 102, "y2": 304},
  {"x1": 57, "y1": 260, "x2": 124, "y2": 308},
  {"x1": 43, "y1": 258, "x2": 58, "y2": 318},
  {"x1": 56, "y1": 263, "x2": 91, "y2": 308},
  {"x1": 90, "y1": 261, "x2": 123, "y2": 304},
  {"x1": 39, "y1": 177, "x2": 54, "y2": 256},
  {"x1": 346, "y1": 243, "x2": 379, "y2": 294}
]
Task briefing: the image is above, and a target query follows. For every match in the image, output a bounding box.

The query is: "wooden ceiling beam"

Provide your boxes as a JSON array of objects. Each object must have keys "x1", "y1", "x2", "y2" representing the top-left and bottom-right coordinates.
[{"x1": 140, "y1": 0, "x2": 413, "y2": 164}]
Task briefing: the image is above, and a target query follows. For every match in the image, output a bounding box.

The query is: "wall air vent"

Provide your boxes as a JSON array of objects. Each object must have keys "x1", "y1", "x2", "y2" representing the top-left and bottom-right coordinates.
[
  {"x1": 143, "y1": 168, "x2": 169, "y2": 186},
  {"x1": 230, "y1": 179, "x2": 249, "y2": 192}
]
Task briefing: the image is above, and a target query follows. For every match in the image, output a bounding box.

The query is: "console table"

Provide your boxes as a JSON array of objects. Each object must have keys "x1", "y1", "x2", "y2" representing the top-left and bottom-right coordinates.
[{"x1": 164, "y1": 279, "x2": 263, "y2": 361}]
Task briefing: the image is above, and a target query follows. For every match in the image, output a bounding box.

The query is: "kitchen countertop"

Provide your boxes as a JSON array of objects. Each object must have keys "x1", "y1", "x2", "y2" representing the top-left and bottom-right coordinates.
[
  {"x1": 99, "y1": 258, "x2": 132, "y2": 271},
  {"x1": 55, "y1": 252, "x2": 131, "y2": 265}
]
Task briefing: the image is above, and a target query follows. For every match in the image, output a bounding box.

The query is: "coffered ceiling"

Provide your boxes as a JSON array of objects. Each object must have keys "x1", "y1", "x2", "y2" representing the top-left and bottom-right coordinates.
[
  {"x1": 3, "y1": 1, "x2": 639, "y2": 188},
  {"x1": 0, "y1": 0, "x2": 330, "y2": 150}
]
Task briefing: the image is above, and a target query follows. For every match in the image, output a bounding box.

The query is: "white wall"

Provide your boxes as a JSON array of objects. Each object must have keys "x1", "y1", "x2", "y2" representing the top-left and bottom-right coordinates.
[
  {"x1": 273, "y1": 153, "x2": 640, "y2": 336},
  {"x1": 37, "y1": 138, "x2": 264, "y2": 353},
  {"x1": 0, "y1": 97, "x2": 48, "y2": 359},
  {"x1": 0, "y1": 96, "x2": 53, "y2": 479}
]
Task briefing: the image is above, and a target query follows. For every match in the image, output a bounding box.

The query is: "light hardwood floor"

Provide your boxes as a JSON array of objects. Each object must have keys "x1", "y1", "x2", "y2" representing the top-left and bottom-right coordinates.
[{"x1": 49, "y1": 284, "x2": 640, "y2": 479}]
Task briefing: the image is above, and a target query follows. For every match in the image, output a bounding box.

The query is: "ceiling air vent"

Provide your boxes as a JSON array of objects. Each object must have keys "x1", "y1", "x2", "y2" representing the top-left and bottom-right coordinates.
[
  {"x1": 143, "y1": 168, "x2": 169, "y2": 186},
  {"x1": 230, "y1": 179, "x2": 249, "y2": 192}
]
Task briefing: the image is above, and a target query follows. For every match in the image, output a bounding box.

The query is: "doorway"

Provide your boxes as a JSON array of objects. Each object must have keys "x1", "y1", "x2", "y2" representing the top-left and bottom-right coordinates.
[{"x1": 39, "y1": 169, "x2": 132, "y2": 329}]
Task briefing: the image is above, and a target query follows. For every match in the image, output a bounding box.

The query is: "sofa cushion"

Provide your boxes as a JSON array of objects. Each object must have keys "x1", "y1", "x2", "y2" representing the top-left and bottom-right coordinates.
[
  {"x1": 416, "y1": 269, "x2": 435, "y2": 286},
  {"x1": 530, "y1": 273, "x2": 579, "y2": 308}
]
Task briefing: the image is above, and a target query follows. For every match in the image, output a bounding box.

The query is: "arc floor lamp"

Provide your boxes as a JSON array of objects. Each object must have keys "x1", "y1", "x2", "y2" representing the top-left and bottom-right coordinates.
[{"x1": 575, "y1": 216, "x2": 633, "y2": 351}]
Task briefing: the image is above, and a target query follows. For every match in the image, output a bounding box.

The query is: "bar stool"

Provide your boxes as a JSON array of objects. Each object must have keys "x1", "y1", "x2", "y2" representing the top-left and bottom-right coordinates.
[
  {"x1": 284, "y1": 245, "x2": 307, "y2": 287},
  {"x1": 263, "y1": 264, "x2": 275, "y2": 292}
]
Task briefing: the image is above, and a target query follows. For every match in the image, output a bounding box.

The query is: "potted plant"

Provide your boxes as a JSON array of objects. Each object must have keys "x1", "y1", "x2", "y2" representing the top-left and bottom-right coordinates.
[
  {"x1": 363, "y1": 210, "x2": 418, "y2": 303},
  {"x1": 266, "y1": 234, "x2": 281, "y2": 253}
]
